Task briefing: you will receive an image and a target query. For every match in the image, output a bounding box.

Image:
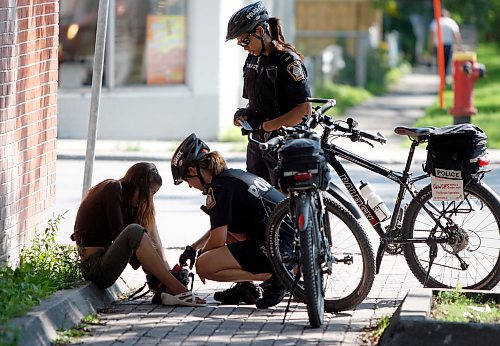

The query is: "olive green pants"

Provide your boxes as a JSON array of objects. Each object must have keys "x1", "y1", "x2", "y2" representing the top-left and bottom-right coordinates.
[{"x1": 80, "y1": 224, "x2": 144, "y2": 289}]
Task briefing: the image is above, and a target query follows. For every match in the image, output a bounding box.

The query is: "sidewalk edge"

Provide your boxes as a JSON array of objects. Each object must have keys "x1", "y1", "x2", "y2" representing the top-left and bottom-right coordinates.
[{"x1": 6, "y1": 280, "x2": 127, "y2": 346}]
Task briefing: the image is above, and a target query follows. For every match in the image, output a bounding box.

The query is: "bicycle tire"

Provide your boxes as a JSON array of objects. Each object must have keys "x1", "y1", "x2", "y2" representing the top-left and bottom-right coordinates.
[
  {"x1": 266, "y1": 196, "x2": 375, "y2": 313},
  {"x1": 296, "y1": 194, "x2": 324, "y2": 327},
  {"x1": 402, "y1": 180, "x2": 500, "y2": 289}
]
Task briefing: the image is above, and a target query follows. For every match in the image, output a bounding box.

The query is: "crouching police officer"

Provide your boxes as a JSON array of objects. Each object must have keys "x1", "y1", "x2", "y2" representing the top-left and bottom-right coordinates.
[
  {"x1": 172, "y1": 133, "x2": 292, "y2": 308},
  {"x1": 226, "y1": 1, "x2": 312, "y2": 187}
]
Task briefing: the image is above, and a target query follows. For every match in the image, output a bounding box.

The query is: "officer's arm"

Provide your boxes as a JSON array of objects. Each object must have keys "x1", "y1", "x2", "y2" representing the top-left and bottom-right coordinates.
[
  {"x1": 190, "y1": 229, "x2": 211, "y2": 250},
  {"x1": 262, "y1": 101, "x2": 312, "y2": 132},
  {"x1": 201, "y1": 225, "x2": 228, "y2": 253}
]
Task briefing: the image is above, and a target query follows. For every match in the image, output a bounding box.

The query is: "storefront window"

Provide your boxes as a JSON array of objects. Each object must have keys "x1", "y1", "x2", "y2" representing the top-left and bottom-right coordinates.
[
  {"x1": 58, "y1": 0, "x2": 187, "y2": 88},
  {"x1": 115, "y1": 0, "x2": 187, "y2": 86},
  {"x1": 59, "y1": 0, "x2": 98, "y2": 88}
]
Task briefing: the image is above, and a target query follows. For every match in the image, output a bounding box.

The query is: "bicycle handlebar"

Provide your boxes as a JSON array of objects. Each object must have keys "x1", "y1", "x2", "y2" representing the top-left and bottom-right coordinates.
[
  {"x1": 332, "y1": 117, "x2": 386, "y2": 145},
  {"x1": 249, "y1": 98, "x2": 386, "y2": 151}
]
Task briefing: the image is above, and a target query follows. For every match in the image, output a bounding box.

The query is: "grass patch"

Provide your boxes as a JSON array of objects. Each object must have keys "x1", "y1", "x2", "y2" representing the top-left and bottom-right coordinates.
[
  {"x1": 415, "y1": 42, "x2": 500, "y2": 148},
  {"x1": 0, "y1": 213, "x2": 83, "y2": 345},
  {"x1": 53, "y1": 314, "x2": 102, "y2": 345},
  {"x1": 314, "y1": 82, "x2": 373, "y2": 116},
  {"x1": 361, "y1": 315, "x2": 391, "y2": 345},
  {"x1": 219, "y1": 126, "x2": 247, "y2": 143},
  {"x1": 432, "y1": 288, "x2": 500, "y2": 323}
]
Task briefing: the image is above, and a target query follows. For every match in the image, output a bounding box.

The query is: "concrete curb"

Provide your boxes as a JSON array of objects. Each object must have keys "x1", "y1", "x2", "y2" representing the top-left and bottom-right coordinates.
[
  {"x1": 5, "y1": 280, "x2": 128, "y2": 346},
  {"x1": 380, "y1": 288, "x2": 500, "y2": 345}
]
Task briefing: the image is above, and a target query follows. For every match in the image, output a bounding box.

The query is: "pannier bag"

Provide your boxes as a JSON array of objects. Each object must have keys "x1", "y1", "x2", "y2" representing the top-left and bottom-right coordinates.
[
  {"x1": 276, "y1": 137, "x2": 331, "y2": 192},
  {"x1": 424, "y1": 124, "x2": 487, "y2": 180}
]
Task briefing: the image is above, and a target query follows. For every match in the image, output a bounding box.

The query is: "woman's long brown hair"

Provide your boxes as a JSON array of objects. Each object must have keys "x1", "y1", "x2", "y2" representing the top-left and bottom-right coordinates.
[
  {"x1": 120, "y1": 162, "x2": 162, "y2": 232},
  {"x1": 84, "y1": 162, "x2": 162, "y2": 232},
  {"x1": 267, "y1": 17, "x2": 304, "y2": 60}
]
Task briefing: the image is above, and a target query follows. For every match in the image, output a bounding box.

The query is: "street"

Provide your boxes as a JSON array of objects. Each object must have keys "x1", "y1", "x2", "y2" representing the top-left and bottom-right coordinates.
[{"x1": 54, "y1": 158, "x2": 500, "y2": 249}]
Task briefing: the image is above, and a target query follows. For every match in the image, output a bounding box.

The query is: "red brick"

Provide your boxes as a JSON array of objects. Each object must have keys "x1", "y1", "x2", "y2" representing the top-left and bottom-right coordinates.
[{"x1": 0, "y1": 1, "x2": 58, "y2": 265}]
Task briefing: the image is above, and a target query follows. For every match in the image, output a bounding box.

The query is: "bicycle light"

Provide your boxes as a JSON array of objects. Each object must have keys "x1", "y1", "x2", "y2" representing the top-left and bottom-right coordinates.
[
  {"x1": 294, "y1": 172, "x2": 313, "y2": 182},
  {"x1": 478, "y1": 156, "x2": 490, "y2": 167}
]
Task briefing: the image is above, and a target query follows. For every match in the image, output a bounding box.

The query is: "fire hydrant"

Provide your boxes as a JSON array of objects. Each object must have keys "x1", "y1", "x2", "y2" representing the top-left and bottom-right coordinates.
[{"x1": 449, "y1": 51, "x2": 485, "y2": 124}]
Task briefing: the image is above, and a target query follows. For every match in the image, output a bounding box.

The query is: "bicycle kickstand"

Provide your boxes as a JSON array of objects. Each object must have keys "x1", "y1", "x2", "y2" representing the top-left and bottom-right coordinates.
[
  {"x1": 424, "y1": 239, "x2": 438, "y2": 287},
  {"x1": 282, "y1": 271, "x2": 302, "y2": 324},
  {"x1": 375, "y1": 238, "x2": 389, "y2": 274}
]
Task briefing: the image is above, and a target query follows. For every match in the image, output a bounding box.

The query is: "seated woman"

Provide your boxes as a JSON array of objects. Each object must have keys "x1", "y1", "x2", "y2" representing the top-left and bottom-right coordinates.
[
  {"x1": 172, "y1": 134, "x2": 291, "y2": 308},
  {"x1": 71, "y1": 162, "x2": 205, "y2": 306}
]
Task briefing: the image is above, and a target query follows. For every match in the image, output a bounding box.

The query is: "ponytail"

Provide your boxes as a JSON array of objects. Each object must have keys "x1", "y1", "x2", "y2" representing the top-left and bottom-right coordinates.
[
  {"x1": 267, "y1": 17, "x2": 304, "y2": 60},
  {"x1": 198, "y1": 151, "x2": 227, "y2": 178}
]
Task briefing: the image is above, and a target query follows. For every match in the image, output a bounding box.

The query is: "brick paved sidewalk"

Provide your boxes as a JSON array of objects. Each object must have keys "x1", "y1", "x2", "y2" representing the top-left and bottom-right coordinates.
[{"x1": 73, "y1": 250, "x2": 421, "y2": 346}]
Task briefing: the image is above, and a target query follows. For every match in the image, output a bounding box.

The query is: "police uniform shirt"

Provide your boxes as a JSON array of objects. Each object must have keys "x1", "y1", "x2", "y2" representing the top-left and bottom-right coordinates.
[
  {"x1": 242, "y1": 50, "x2": 311, "y2": 122},
  {"x1": 204, "y1": 169, "x2": 285, "y2": 244}
]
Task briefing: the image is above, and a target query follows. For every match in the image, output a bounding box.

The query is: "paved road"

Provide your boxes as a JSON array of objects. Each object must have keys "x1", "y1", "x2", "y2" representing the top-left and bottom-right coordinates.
[{"x1": 55, "y1": 158, "x2": 500, "y2": 250}]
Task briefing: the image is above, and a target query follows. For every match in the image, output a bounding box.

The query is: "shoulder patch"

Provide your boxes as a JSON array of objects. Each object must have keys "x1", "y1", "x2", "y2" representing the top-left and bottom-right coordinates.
[
  {"x1": 286, "y1": 60, "x2": 305, "y2": 81},
  {"x1": 205, "y1": 187, "x2": 216, "y2": 210}
]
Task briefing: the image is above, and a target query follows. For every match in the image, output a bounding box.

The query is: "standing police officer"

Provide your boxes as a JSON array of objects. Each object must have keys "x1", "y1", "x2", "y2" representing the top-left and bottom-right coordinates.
[{"x1": 226, "y1": 1, "x2": 312, "y2": 187}]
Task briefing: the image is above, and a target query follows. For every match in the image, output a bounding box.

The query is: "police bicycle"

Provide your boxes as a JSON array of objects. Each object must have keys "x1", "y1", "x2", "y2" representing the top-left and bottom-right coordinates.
[
  {"x1": 250, "y1": 99, "x2": 375, "y2": 328},
  {"x1": 252, "y1": 97, "x2": 500, "y2": 327}
]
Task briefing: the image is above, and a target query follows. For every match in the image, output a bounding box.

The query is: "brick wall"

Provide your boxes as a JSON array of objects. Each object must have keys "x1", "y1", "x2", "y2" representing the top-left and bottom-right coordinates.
[{"x1": 0, "y1": 0, "x2": 58, "y2": 266}]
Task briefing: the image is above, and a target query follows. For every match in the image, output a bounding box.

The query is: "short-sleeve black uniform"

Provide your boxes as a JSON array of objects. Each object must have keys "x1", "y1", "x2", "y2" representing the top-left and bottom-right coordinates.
[
  {"x1": 204, "y1": 168, "x2": 287, "y2": 274},
  {"x1": 242, "y1": 50, "x2": 311, "y2": 186}
]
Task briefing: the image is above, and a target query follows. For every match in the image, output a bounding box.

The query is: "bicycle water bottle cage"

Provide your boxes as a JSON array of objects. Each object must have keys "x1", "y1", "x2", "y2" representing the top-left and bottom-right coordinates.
[{"x1": 276, "y1": 137, "x2": 330, "y2": 192}]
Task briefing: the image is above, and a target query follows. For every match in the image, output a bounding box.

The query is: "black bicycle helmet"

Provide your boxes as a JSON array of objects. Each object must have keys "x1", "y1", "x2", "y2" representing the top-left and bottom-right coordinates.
[
  {"x1": 171, "y1": 133, "x2": 210, "y2": 185},
  {"x1": 226, "y1": 1, "x2": 269, "y2": 41}
]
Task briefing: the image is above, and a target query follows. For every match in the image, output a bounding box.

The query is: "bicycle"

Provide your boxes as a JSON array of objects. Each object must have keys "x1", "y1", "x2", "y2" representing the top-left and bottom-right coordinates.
[
  {"x1": 252, "y1": 97, "x2": 500, "y2": 325},
  {"x1": 249, "y1": 99, "x2": 375, "y2": 328}
]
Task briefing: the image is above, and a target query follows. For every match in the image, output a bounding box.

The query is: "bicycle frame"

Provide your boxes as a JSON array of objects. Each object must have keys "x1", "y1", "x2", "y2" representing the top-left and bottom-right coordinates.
[{"x1": 322, "y1": 137, "x2": 429, "y2": 235}]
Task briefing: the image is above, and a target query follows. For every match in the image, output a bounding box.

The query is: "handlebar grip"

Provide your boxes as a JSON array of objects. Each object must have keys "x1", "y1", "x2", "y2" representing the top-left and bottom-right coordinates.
[
  {"x1": 259, "y1": 136, "x2": 283, "y2": 151},
  {"x1": 307, "y1": 97, "x2": 329, "y2": 103},
  {"x1": 360, "y1": 130, "x2": 387, "y2": 144},
  {"x1": 315, "y1": 99, "x2": 336, "y2": 116}
]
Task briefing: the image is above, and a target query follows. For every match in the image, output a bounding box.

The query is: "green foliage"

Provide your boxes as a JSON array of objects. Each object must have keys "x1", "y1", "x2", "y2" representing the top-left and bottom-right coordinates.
[
  {"x1": 433, "y1": 288, "x2": 500, "y2": 323},
  {"x1": 53, "y1": 313, "x2": 102, "y2": 345},
  {"x1": 415, "y1": 42, "x2": 500, "y2": 148},
  {"x1": 314, "y1": 82, "x2": 373, "y2": 116},
  {"x1": 219, "y1": 126, "x2": 247, "y2": 143},
  {"x1": 0, "y1": 213, "x2": 83, "y2": 344}
]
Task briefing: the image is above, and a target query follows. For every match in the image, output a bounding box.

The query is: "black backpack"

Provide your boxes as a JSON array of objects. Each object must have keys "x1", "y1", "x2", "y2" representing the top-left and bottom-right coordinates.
[{"x1": 424, "y1": 124, "x2": 487, "y2": 180}]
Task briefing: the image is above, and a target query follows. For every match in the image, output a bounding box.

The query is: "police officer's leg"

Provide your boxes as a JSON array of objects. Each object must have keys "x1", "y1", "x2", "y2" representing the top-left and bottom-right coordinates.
[
  {"x1": 196, "y1": 246, "x2": 271, "y2": 282},
  {"x1": 246, "y1": 141, "x2": 272, "y2": 185},
  {"x1": 262, "y1": 149, "x2": 279, "y2": 187}
]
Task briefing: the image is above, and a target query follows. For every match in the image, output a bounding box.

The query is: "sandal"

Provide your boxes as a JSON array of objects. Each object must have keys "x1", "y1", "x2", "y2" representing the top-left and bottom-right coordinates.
[{"x1": 160, "y1": 291, "x2": 207, "y2": 307}]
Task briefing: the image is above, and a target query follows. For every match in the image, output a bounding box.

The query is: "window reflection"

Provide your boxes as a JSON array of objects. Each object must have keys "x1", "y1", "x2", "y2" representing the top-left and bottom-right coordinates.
[
  {"x1": 58, "y1": 0, "x2": 187, "y2": 88},
  {"x1": 59, "y1": 0, "x2": 98, "y2": 88}
]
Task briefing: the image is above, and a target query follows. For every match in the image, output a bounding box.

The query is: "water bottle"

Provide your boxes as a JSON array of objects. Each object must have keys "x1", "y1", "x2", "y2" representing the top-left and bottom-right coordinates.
[{"x1": 359, "y1": 181, "x2": 391, "y2": 221}]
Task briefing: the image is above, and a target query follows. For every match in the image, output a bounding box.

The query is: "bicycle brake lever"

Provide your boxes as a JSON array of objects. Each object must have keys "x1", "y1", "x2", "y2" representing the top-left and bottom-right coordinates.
[
  {"x1": 377, "y1": 132, "x2": 387, "y2": 144},
  {"x1": 360, "y1": 138, "x2": 374, "y2": 148}
]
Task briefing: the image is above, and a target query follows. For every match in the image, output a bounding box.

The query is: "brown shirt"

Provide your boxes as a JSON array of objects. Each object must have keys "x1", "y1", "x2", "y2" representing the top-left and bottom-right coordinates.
[{"x1": 71, "y1": 180, "x2": 128, "y2": 247}]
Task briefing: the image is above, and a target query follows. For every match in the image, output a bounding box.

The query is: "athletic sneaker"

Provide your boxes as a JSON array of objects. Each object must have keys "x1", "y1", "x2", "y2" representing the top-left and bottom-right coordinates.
[
  {"x1": 256, "y1": 276, "x2": 286, "y2": 309},
  {"x1": 213, "y1": 281, "x2": 262, "y2": 305}
]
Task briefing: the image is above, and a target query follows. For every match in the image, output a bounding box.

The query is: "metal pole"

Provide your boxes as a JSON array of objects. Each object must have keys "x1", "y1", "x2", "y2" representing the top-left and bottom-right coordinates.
[{"x1": 82, "y1": 0, "x2": 110, "y2": 199}]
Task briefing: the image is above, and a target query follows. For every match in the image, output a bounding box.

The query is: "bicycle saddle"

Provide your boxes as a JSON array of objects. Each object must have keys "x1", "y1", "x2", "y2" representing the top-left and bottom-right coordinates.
[{"x1": 394, "y1": 126, "x2": 436, "y2": 142}]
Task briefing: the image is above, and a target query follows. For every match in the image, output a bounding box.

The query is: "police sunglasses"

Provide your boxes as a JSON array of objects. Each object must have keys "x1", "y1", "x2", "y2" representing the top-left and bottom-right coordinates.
[{"x1": 237, "y1": 33, "x2": 252, "y2": 47}]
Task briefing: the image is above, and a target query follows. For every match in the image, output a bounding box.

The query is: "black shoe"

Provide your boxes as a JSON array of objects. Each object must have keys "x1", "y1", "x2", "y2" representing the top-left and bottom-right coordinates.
[
  {"x1": 256, "y1": 277, "x2": 286, "y2": 309},
  {"x1": 152, "y1": 291, "x2": 162, "y2": 304},
  {"x1": 213, "y1": 281, "x2": 262, "y2": 305}
]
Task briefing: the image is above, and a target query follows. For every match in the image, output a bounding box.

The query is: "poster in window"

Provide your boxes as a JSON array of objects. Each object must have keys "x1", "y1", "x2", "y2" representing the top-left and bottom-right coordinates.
[{"x1": 146, "y1": 15, "x2": 186, "y2": 85}]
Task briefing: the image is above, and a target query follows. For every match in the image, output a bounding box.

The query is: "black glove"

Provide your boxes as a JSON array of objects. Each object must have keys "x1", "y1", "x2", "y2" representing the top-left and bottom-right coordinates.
[
  {"x1": 179, "y1": 245, "x2": 197, "y2": 269},
  {"x1": 233, "y1": 108, "x2": 247, "y2": 123}
]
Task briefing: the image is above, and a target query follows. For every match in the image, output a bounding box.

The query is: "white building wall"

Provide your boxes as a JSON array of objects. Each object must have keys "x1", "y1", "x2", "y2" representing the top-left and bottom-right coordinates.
[{"x1": 57, "y1": 0, "x2": 290, "y2": 141}]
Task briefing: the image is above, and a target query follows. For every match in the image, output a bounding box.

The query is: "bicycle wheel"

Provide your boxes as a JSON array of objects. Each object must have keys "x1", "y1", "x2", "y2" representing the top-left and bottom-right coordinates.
[
  {"x1": 402, "y1": 180, "x2": 500, "y2": 289},
  {"x1": 266, "y1": 196, "x2": 375, "y2": 313},
  {"x1": 296, "y1": 194, "x2": 324, "y2": 327}
]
